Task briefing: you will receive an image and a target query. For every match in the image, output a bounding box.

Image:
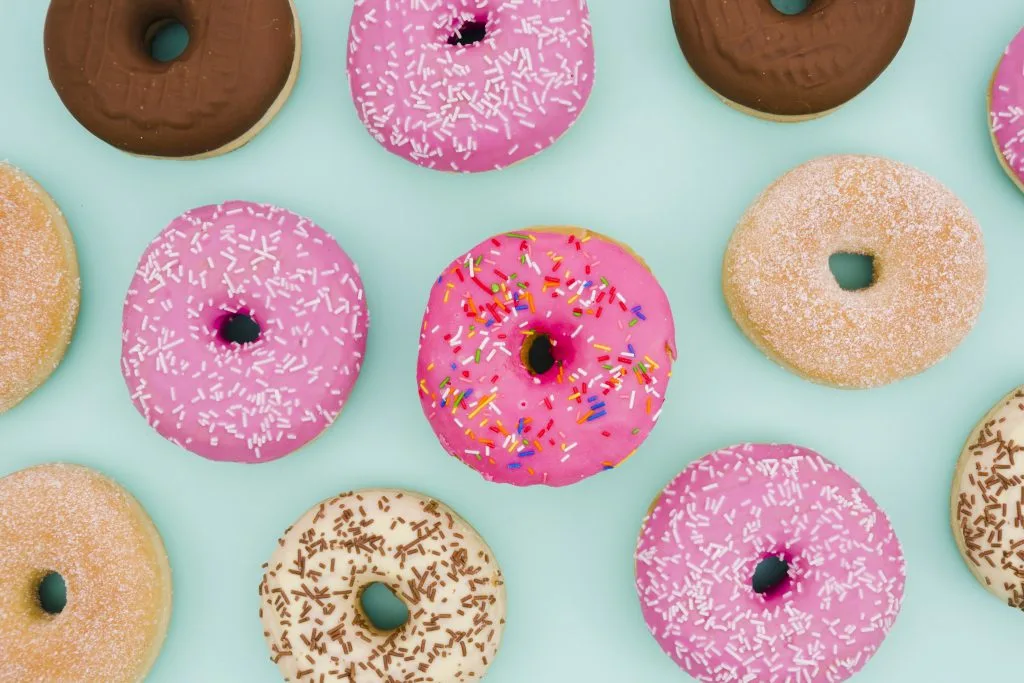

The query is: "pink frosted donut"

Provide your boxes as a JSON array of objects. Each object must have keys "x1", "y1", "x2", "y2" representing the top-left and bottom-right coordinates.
[
  {"x1": 417, "y1": 227, "x2": 675, "y2": 487},
  {"x1": 636, "y1": 444, "x2": 906, "y2": 683},
  {"x1": 347, "y1": 0, "x2": 595, "y2": 173},
  {"x1": 990, "y1": 27, "x2": 1024, "y2": 193},
  {"x1": 121, "y1": 201, "x2": 368, "y2": 463}
]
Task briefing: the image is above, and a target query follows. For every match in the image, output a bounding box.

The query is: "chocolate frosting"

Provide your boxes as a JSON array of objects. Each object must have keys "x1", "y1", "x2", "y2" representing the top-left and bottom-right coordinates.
[
  {"x1": 44, "y1": 0, "x2": 297, "y2": 157},
  {"x1": 670, "y1": 0, "x2": 914, "y2": 117}
]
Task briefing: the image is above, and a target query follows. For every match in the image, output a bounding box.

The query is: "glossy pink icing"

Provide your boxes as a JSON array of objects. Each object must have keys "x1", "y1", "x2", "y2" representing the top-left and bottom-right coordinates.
[
  {"x1": 121, "y1": 201, "x2": 368, "y2": 463},
  {"x1": 636, "y1": 444, "x2": 906, "y2": 682},
  {"x1": 417, "y1": 229, "x2": 675, "y2": 487},
  {"x1": 347, "y1": 0, "x2": 595, "y2": 173},
  {"x1": 991, "y1": 27, "x2": 1024, "y2": 188}
]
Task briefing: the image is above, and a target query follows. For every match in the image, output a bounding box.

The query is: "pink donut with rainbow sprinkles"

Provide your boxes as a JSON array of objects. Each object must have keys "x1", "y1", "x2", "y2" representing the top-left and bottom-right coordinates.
[
  {"x1": 417, "y1": 227, "x2": 675, "y2": 487},
  {"x1": 990, "y1": 26, "x2": 1024, "y2": 193},
  {"x1": 347, "y1": 0, "x2": 595, "y2": 173},
  {"x1": 121, "y1": 201, "x2": 368, "y2": 463},
  {"x1": 636, "y1": 443, "x2": 906, "y2": 683}
]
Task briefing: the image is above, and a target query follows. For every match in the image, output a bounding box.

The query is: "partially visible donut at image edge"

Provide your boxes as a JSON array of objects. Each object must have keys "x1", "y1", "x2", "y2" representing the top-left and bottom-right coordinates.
[
  {"x1": 669, "y1": 0, "x2": 915, "y2": 121},
  {"x1": 43, "y1": 0, "x2": 301, "y2": 158},
  {"x1": 347, "y1": 0, "x2": 595, "y2": 172},
  {"x1": 259, "y1": 489, "x2": 506, "y2": 682}
]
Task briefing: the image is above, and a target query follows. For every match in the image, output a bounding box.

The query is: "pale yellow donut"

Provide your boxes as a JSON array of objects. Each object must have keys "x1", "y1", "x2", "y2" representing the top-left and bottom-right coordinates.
[
  {"x1": 0, "y1": 464, "x2": 172, "y2": 682},
  {"x1": 723, "y1": 155, "x2": 986, "y2": 389},
  {"x1": 951, "y1": 385, "x2": 1024, "y2": 609},
  {"x1": 259, "y1": 489, "x2": 506, "y2": 682},
  {"x1": 0, "y1": 163, "x2": 80, "y2": 413}
]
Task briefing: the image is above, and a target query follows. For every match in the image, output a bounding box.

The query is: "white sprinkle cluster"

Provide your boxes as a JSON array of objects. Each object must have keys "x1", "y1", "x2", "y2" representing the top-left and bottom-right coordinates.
[
  {"x1": 636, "y1": 444, "x2": 905, "y2": 683},
  {"x1": 121, "y1": 201, "x2": 368, "y2": 462},
  {"x1": 347, "y1": 0, "x2": 595, "y2": 172}
]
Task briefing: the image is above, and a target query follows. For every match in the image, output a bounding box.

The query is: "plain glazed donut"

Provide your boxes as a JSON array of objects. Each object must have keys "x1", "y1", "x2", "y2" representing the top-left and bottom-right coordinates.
[
  {"x1": 259, "y1": 489, "x2": 506, "y2": 682},
  {"x1": 723, "y1": 155, "x2": 986, "y2": 389},
  {"x1": 669, "y1": 0, "x2": 915, "y2": 121},
  {"x1": 0, "y1": 464, "x2": 172, "y2": 682},
  {"x1": 989, "y1": 26, "x2": 1024, "y2": 194},
  {"x1": 44, "y1": 0, "x2": 300, "y2": 158},
  {"x1": 952, "y1": 384, "x2": 1024, "y2": 609},
  {"x1": 636, "y1": 443, "x2": 906, "y2": 683},
  {"x1": 0, "y1": 163, "x2": 80, "y2": 414},
  {"x1": 417, "y1": 227, "x2": 676, "y2": 487},
  {"x1": 347, "y1": 0, "x2": 595, "y2": 172},
  {"x1": 121, "y1": 201, "x2": 368, "y2": 463}
]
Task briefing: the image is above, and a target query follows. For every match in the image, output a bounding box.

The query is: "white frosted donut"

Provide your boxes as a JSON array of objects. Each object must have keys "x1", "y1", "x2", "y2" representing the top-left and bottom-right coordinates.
[
  {"x1": 259, "y1": 489, "x2": 506, "y2": 682},
  {"x1": 0, "y1": 464, "x2": 172, "y2": 683},
  {"x1": 952, "y1": 384, "x2": 1024, "y2": 609},
  {"x1": 723, "y1": 155, "x2": 986, "y2": 388}
]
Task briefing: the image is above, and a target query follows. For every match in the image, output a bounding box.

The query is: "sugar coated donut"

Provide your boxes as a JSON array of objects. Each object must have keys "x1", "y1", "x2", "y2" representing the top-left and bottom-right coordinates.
[
  {"x1": 417, "y1": 227, "x2": 675, "y2": 487},
  {"x1": 990, "y1": 26, "x2": 1024, "y2": 194},
  {"x1": 952, "y1": 384, "x2": 1024, "y2": 609},
  {"x1": 0, "y1": 464, "x2": 172, "y2": 682},
  {"x1": 44, "y1": 0, "x2": 300, "y2": 158},
  {"x1": 259, "y1": 488, "x2": 506, "y2": 682},
  {"x1": 121, "y1": 201, "x2": 368, "y2": 463},
  {"x1": 0, "y1": 163, "x2": 80, "y2": 415},
  {"x1": 636, "y1": 443, "x2": 906, "y2": 683},
  {"x1": 723, "y1": 155, "x2": 986, "y2": 389},
  {"x1": 670, "y1": 0, "x2": 914, "y2": 121},
  {"x1": 347, "y1": 0, "x2": 595, "y2": 172}
]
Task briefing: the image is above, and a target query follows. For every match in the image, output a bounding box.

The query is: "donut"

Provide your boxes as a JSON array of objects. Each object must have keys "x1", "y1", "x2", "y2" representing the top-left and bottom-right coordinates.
[
  {"x1": 989, "y1": 27, "x2": 1024, "y2": 194},
  {"x1": 121, "y1": 201, "x2": 368, "y2": 463},
  {"x1": 669, "y1": 0, "x2": 915, "y2": 121},
  {"x1": 636, "y1": 443, "x2": 906, "y2": 683},
  {"x1": 951, "y1": 384, "x2": 1024, "y2": 609},
  {"x1": 44, "y1": 0, "x2": 300, "y2": 158},
  {"x1": 0, "y1": 163, "x2": 80, "y2": 415},
  {"x1": 259, "y1": 488, "x2": 506, "y2": 682},
  {"x1": 347, "y1": 0, "x2": 595, "y2": 172},
  {"x1": 0, "y1": 464, "x2": 172, "y2": 682},
  {"x1": 723, "y1": 155, "x2": 986, "y2": 389},
  {"x1": 417, "y1": 227, "x2": 675, "y2": 487}
]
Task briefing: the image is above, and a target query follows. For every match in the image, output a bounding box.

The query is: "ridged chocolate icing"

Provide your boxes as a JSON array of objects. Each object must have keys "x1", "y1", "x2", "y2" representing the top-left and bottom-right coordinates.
[
  {"x1": 670, "y1": 0, "x2": 914, "y2": 117},
  {"x1": 44, "y1": 0, "x2": 297, "y2": 157}
]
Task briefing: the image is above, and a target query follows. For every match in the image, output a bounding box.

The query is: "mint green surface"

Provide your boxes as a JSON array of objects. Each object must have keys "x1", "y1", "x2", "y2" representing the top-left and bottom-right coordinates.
[{"x1": 2, "y1": 2, "x2": 1022, "y2": 681}]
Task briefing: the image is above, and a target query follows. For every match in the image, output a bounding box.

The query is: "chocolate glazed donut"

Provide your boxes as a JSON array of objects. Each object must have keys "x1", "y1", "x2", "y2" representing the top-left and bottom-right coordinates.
[
  {"x1": 670, "y1": 0, "x2": 914, "y2": 120},
  {"x1": 44, "y1": 0, "x2": 300, "y2": 158}
]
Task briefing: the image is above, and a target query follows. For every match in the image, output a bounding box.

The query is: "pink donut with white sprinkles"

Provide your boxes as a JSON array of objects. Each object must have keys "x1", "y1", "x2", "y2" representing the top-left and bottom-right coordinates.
[
  {"x1": 121, "y1": 201, "x2": 368, "y2": 463},
  {"x1": 990, "y1": 26, "x2": 1024, "y2": 193},
  {"x1": 636, "y1": 444, "x2": 906, "y2": 683},
  {"x1": 417, "y1": 227, "x2": 675, "y2": 487},
  {"x1": 347, "y1": 0, "x2": 595, "y2": 173}
]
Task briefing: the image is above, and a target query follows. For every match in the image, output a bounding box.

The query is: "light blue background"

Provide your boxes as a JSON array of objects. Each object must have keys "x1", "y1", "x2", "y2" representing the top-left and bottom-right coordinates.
[{"x1": 1, "y1": 1, "x2": 1021, "y2": 681}]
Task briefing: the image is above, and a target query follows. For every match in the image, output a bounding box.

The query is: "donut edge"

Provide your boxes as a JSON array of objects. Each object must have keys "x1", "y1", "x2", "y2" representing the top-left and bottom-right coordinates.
[
  {"x1": 0, "y1": 163, "x2": 81, "y2": 414},
  {"x1": 987, "y1": 62, "x2": 1024, "y2": 196},
  {"x1": 949, "y1": 385, "x2": 1024, "y2": 607}
]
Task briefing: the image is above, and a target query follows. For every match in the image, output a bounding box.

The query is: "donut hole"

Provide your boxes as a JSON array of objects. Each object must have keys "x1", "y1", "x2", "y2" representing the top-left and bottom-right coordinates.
[
  {"x1": 360, "y1": 583, "x2": 409, "y2": 631},
  {"x1": 829, "y1": 252, "x2": 875, "y2": 291},
  {"x1": 447, "y1": 16, "x2": 488, "y2": 46},
  {"x1": 145, "y1": 19, "x2": 190, "y2": 63},
  {"x1": 218, "y1": 311, "x2": 261, "y2": 345},
  {"x1": 752, "y1": 556, "x2": 790, "y2": 597},
  {"x1": 770, "y1": 0, "x2": 813, "y2": 15},
  {"x1": 37, "y1": 572, "x2": 67, "y2": 615},
  {"x1": 521, "y1": 333, "x2": 558, "y2": 376}
]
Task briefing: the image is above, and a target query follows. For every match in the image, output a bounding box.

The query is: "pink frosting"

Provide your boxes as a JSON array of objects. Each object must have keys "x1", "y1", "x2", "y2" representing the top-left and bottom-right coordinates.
[
  {"x1": 991, "y1": 27, "x2": 1024, "y2": 187},
  {"x1": 636, "y1": 444, "x2": 905, "y2": 683},
  {"x1": 417, "y1": 229, "x2": 675, "y2": 487},
  {"x1": 121, "y1": 201, "x2": 368, "y2": 463},
  {"x1": 347, "y1": 0, "x2": 595, "y2": 173}
]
